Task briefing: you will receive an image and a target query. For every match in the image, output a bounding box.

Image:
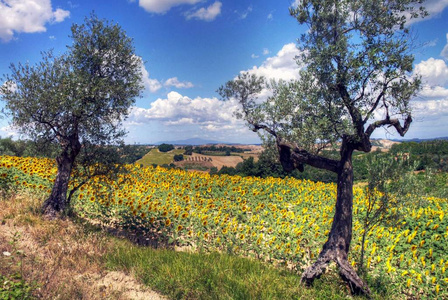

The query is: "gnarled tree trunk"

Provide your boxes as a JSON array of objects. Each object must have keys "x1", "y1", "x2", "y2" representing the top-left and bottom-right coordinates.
[
  {"x1": 41, "y1": 135, "x2": 81, "y2": 218},
  {"x1": 301, "y1": 143, "x2": 371, "y2": 294},
  {"x1": 41, "y1": 152, "x2": 75, "y2": 217}
]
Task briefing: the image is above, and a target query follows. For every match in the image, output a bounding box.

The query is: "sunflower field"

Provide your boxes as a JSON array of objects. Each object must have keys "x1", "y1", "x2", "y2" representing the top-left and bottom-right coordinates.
[{"x1": 1, "y1": 155, "x2": 447, "y2": 299}]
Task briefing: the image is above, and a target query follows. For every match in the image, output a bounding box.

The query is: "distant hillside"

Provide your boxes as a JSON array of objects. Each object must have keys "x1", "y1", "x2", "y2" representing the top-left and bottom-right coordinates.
[
  {"x1": 370, "y1": 139, "x2": 401, "y2": 150},
  {"x1": 390, "y1": 137, "x2": 448, "y2": 142},
  {"x1": 156, "y1": 138, "x2": 233, "y2": 146}
]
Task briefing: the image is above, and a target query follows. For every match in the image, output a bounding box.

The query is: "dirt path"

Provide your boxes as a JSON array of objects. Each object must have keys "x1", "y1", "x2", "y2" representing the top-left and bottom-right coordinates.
[{"x1": 0, "y1": 195, "x2": 166, "y2": 300}]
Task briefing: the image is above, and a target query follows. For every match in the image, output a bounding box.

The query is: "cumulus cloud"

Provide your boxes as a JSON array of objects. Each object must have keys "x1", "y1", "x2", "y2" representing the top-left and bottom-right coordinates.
[
  {"x1": 0, "y1": 0, "x2": 70, "y2": 42},
  {"x1": 52, "y1": 8, "x2": 70, "y2": 22},
  {"x1": 138, "y1": 58, "x2": 193, "y2": 92},
  {"x1": 185, "y1": 1, "x2": 222, "y2": 21},
  {"x1": 243, "y1": 43, "x2": 302, "y2": 81},
  {"x1": 139, "y1": 61, "x2": 162, "y2": 93},
  {"x1": 409, "y1": 55, "x2": 448, "y2": 137},
  {"x1": 127, "y1": 91, "x2": 253, "y2": 138},
  {"x1": 130, "y1": 91, "x2": 237, "y2": 123},
  {"x1": 414, "y1": 58, "x2": 448, "y2": 87},
  {"x1": 419, "y1": 85, "x2": 448, "y2": 99},
  {"x1": 412, "y1": 99, "x2": 448, "y2": 123},
  {"x1": 138, "y1": 0, "x2": 202, "y2": 14},
  {"x1": 441, "y1": 33, "x2": 448, "y2": 60},
  {"x1": 164, "y1": 77, "x2": 194, "y2": 89}
]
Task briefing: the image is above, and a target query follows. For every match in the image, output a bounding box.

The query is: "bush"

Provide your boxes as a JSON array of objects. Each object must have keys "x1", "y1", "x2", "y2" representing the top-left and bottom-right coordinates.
[
  {"x1": 158, "y1": 144, "x2": 174, "y2": 153},
  {"x1": 174, "y1": 154, "x2": 184, "y2": 162}
]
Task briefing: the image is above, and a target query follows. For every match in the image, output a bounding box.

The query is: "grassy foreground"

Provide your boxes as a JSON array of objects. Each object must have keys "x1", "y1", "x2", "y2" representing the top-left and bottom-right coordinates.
[{"x1": 1, "y1": 190, "x2": 374, "y2": 300}]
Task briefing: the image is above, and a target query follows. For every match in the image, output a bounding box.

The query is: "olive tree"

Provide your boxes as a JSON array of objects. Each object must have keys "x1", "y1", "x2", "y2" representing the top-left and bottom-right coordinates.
[
  {"x1": 219, "y1": 0, "x2": 427, "y2": 294},
  {"x1": 1, "y1": 14, "x2": 143, "y2": 217}
]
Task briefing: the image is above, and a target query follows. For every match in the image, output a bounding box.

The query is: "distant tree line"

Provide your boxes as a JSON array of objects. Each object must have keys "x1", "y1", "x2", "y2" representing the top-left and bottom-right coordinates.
[
  {"x1": 183, "y1": 145, "x2": 249, "y2": 155},
  {"x1": 389, "y1": 140, "x2": 448, "y2": 171},
  {"x1": 211, "y1": 153, "x2": 338, "y2": 183},
  {"x1": 214, "y1": 140, "x2": 448, "y2": 183},
  {"x1": 0, "y1": 136, "x2": 56, "y2": 157},
  {"x1": 0, "y1": 136, "x2": 149, "y2": 165}
]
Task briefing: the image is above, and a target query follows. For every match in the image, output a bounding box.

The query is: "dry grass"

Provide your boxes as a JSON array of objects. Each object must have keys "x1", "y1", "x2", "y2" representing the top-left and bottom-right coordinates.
[{"x1": 0, "y1": 190, "x2": 165, "y2": 299}]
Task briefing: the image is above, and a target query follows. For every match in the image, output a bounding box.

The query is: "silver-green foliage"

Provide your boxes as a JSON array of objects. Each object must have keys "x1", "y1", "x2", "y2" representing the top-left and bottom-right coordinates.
[{"x1": 1, "y1": 14, "x2": 143, "y2": 148}]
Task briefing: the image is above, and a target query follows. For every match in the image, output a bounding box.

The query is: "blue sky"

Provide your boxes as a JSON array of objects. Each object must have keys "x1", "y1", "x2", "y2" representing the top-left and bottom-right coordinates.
[{"x1": 1, "y1": 0, "x2": 448, "y2": 144}]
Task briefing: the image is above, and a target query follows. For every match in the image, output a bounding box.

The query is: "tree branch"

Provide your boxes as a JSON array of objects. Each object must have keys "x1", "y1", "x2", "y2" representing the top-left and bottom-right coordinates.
[
  {"x1": 251, "y1": 123, "x2": 339, "y2": 173},
  {"x1": 365, "y1": 115, "x2": 412, "y2": 138}
]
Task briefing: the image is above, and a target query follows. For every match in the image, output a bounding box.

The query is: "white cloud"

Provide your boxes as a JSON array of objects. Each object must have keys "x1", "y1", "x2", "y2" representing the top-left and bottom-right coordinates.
[
  {"x1": 419, "y1": 85, "x2": 448, "y2": 99},
  {"x1": 138, "y1": 0, "x2": 202, "y2": 14},
  {"x1": 139, "y1": 61, "x2": 162, "y2": 93},
  {"x1": 243, "y1": 43, "x2": 302, "y2": 81},
  {"x1": 0, "y1": 0, "x2": 70, "y2": 42},
  {"x1": 165, "y1": 117, "x2": 194, "y2": 125},
  {"x1": 235, "y1": 5, "x2": 252, "y2": 20},
  {"x1": 267, "y1": 13, "x2": 273, "y2": 20},
  {"x1": 185, "y1": 1, "x2": 222, "y2": 21},
  {"x1": 251, "y1": 54, "x2": 259, "y2": 59},
  {"x1": 263, "y1": 48, "x2": 270, "y2": 55},
  {"x1": 413, "y1": 99, "x2": 448, "y2": 121},
  {"x1": 414, "y1": 58, "x2": 448, "y2": 87},
  {"x1": 128, "y1": 91, "x2": 247, "y2": 134},
  {"x1": 52, "y1": 8, "x2": 70, "y2": 23},
  {"x1": 441, "y1": 33, "x2": 448, "y2": 60},
  {"x1": 164, "y1": 77, "x2": 194, "y2": 89},
  {"x1": 138, "y1": 58, "x2": 193, "y2": 92}
]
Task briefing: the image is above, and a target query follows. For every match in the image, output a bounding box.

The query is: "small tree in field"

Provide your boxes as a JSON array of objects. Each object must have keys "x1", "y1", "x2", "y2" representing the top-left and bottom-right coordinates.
[
  {"x1": 219, "y1": 0, "x2": 426, "y2": 294},
  {"x1": 1, "y1": 14, "x2": 143, "y2": 217}
]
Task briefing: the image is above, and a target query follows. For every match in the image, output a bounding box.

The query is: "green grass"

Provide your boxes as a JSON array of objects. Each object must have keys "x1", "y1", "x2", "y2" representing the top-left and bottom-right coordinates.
[
  {"x1": 136, "y1": 148, "x2": 185, "y2": 166},
  {"x1": 106, "y1": 240, "x2": 379, "y2": 300}
]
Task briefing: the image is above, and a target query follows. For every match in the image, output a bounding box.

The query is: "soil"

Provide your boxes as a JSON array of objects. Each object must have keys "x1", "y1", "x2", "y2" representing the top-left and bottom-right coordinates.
[
  {"x1": 175, "y1": 152, "x2": 245, "y2": 170},
  {"x1": 0, "y1": 208, "x2": 166, "y2": 300}
]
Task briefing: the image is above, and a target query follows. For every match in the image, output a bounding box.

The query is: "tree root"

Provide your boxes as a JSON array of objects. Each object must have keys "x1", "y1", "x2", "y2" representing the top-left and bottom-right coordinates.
[
  {"x1": 301, "y1": 251, "x2": 371, "y2": 296},
  {"x1": 338, "y1": 258, "x2": 371, "y2": 295},
  {"x1": 301, "y1": 257, "x2": 330, "y2": 285}
]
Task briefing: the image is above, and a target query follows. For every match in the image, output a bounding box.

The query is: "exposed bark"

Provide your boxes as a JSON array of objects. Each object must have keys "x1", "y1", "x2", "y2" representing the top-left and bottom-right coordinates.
[
  {"x1": 300, "y1": 139, "x2": 371, "y2": 295},
  {"x1": 41, "y1": 135, "x2": 81, "y2": 218},
  {"x1": 41, "y1": 152, "x2": 73, "y2": 218}
]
